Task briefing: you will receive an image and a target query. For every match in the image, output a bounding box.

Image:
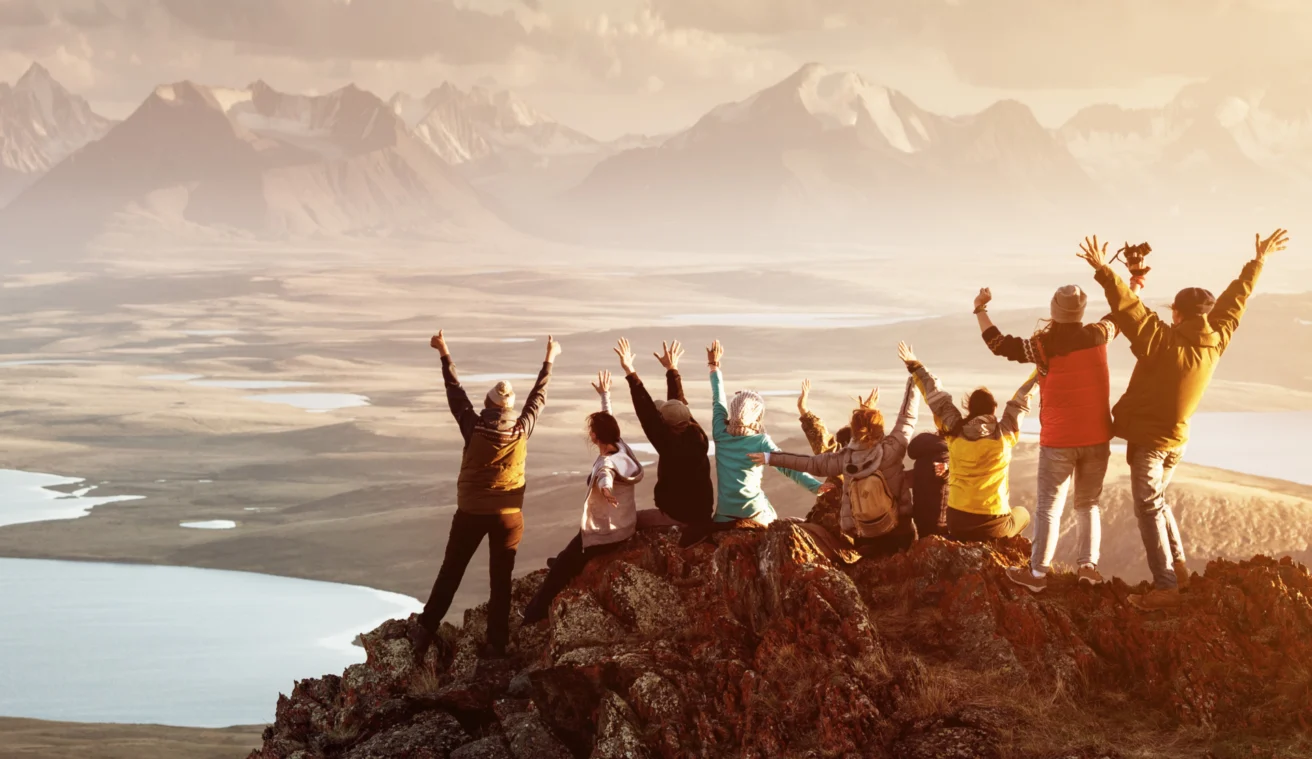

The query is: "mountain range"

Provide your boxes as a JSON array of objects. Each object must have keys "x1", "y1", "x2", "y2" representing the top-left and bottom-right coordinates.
[{"x1": 2, "y1": 62, "x2": 1308, "y2": 250}]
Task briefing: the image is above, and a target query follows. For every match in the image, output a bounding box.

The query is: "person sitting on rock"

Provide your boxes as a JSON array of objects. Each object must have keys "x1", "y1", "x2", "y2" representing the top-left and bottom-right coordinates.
[
  {"x1": 707, "y1": 339, "x2": 823, "y2": 526},
  {"x1": 411, "y1": 331, "x2": 559, "y2": 661},
  {"x1": 899, "y1": 341, "x2": 1038, "y2": 542},
  {"x1": 795, "y1": 378, "x2": 851, "y2": 537},
  {"x1": 975, "y1": 255, "x2": 1145, "y2": 592},
  {"x1": 521, "y1": 371, "x2": 644, "y2": 624},
  {"x1": 1077, "y1": 228, "x2": 1288, "y2": 611},
  {"x1": 611, "y1": 338, "x2": 714, "y2": 539},
  {"x1": 749, "y1": 370, "x2": 921, "y2": 559},
  {"x1": 907, "y1": 431, "x2": 950, "y2": 539}
]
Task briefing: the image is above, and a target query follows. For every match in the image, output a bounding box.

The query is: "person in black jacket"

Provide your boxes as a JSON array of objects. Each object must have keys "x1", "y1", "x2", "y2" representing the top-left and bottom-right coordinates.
[
  {"x1": 907, "y1": 431, "x2": 949, "y2": 538},
  {"x1": 613, "y1": 338, "x2": 715, "y2": 533}
]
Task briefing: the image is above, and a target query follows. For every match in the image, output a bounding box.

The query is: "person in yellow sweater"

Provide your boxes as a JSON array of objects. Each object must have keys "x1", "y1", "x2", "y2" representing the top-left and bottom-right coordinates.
[{"x1": 899, "y1": 341, "x2": 1039, "y2": 541}]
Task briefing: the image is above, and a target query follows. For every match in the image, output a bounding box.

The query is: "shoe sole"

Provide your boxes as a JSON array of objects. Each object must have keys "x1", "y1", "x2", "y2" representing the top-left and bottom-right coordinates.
[
  {"x1": 1078, "y1": 576, "x2": 1103, "y2": 586},
  {"x1": 1006, "y1": 574, "x2": 1046, "y2": 593}
]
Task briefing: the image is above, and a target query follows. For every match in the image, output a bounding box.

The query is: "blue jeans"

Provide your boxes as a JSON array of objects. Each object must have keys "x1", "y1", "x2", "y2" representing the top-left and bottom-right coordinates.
[
  {"x1": 1030, "y1": 443, "x2": 1109, "y2": 574},
  {"x1": 1127, "y1": 444, "x2": 1187, "y2": 590}
]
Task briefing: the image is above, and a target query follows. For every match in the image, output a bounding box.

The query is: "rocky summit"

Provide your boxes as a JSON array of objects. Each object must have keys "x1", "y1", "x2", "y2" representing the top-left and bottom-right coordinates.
[{"x1": 248, "y1": 525, "x2": 1312, "y2": 759}]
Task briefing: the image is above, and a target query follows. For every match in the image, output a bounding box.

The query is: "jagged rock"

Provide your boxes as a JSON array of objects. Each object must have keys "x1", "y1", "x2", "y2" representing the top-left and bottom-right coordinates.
[
  {"x1": 448, "y1": 736, "x2": 511, "y2": 759},
  {"x1": 249, "y1": 523, "x2": 1312, "y2": 759}
]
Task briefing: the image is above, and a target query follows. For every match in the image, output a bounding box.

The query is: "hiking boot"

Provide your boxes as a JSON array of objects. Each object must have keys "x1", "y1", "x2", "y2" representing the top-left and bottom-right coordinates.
[
  {"x1": 408, "y1": 621, "x2": 435, "y2": 663},
  {"x1": 1128, "y1": 588, "x2": 1182, "y2": 611},
  {"x1": 1005, "y1": 566, "x2": 1047, "y2": 592},
  {"x1": 678, "y1": 524, "x2": 712, "y2": 549},
  {"x1": 1077, "y1": 565, "x2": 1105, "y2": 586},
  {"x1": 1173, "y1": 560, "x2": 1191, "y2": 591}
]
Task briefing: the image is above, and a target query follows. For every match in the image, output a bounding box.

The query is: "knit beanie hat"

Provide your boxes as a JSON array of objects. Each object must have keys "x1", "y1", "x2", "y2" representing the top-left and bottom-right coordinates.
[
  {"x1": 484, "y1": 381, "x2": 515, "y2": 409},
  {"x1": 1172, "y1": 287, "x2": 1216, "y2": 317},
  {"x1": 727, "y1": 390, "x2": 765, "y2": 437},
  {"x1": 1050, "y1": 285, "x2": 1087, "y2": 324},
  {"x1": 653, "y1": 399, "x2": 693, "y2": 429}
]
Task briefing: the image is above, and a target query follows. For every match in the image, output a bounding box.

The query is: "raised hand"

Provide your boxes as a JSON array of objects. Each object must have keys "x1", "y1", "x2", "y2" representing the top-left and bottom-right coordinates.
[
  {"x1": 856, "y1": 388, "x2": 879, "y2": 409},
  {"x1": 746, "y1": 452, "x2": 766, "y2": 467},
  {"x1": 1256, "y1": 228, "x2": 1289, "y2": 260},
  {"x1": 897, "y1": 341, "x2": 917, "y2": 366},
  {"x1": 654, "y1": 340, "x2": 684, "y2": 371},
  {"x1": 591, "y1": 370, "x2": 612, "y2": 395},
  {"x1": 614, "y1": 338, "x2": 636, "y2": 375},
  {"x1": 430, "y1": 330, "x2": 449, "y2": 356},
  {"x1": 707, "y1": 339, "x2": 724, "y2": 369},
  {"x1": 974, "y1": 288, "x2": 992, "y2": 310},
  {"x1": 797, "y1": 379, "x2": 811, "y2": 415},
  {"x1": 1077, "y1": 235, "x2": 1108, "y2": 269},
  {"x1": 545, "y1": 335, "x2": 562, "y2": 363}
]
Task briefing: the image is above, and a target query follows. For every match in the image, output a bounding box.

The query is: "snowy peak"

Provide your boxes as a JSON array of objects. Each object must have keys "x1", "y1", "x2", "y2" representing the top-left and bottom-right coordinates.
[
  {"x1": 0, "y1": 62, "x2": 112, "y2": 203},
  {"x1": 390, "y1": 81, "x2": 594, "y2": 165}
]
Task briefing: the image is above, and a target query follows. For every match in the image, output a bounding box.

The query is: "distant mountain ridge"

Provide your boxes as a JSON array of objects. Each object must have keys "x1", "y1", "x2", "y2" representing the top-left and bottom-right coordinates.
[{"x1": 0, "y1": 63, "x2": 112, "y2": 206}]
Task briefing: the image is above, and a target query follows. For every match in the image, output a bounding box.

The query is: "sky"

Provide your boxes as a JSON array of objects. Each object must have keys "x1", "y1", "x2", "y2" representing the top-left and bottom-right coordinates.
[{"x1": 1, "y1": 0, "x2": 1309, "y2": 140}]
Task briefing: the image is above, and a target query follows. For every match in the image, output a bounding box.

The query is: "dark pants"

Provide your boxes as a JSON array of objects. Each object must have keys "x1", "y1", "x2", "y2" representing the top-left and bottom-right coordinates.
[
  {"x1": 418, "y1": 510, "x2": 524, "y2": 648},
  {"x1": 522, "y1": 532, "x2": 620, "y2": 624},
  {"x1": 854, "y1": 524, "x2": 916, "y2": 559},
  {"x1": 947, "y1": 507, "x2": 1032, "y2": 542}
]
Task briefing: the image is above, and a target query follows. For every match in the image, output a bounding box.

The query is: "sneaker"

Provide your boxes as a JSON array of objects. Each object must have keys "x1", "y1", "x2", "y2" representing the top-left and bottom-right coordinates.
[
  {"x1": 407, "y1": 622, "x2": 434, "y2": 663},
  {"x1": 1127, "y1": 588, "x2": 1182, "y2": 611},
  {"x1": 1173, "y1": 560, "x2": 1191, "y2": 591},
  {"x1": 1077, "y1": 566, "x2": 1105, "y2": 586},
  {"x1": 1005, "y1": 566, "x2": 1047, "y2": 592}
]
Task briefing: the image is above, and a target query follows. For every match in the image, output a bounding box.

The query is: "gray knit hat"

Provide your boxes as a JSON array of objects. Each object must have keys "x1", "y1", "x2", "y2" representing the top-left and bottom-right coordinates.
[
  {"x1": 1050, "y1": 285, "x2": 1087, "y2": 324},
  {"x1": 652, "y1": 399, "x2": 693, "y2": 429},
  {"x1": 485, "y1": 381, "x2": 515, "y2": 409}
]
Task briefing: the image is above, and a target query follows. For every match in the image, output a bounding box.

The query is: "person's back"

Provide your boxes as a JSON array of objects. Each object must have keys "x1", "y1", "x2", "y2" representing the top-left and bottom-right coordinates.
[
  {"x1": 907, "y1": 431, "x2": 949, "y2": 538},
  {"x1": 456, "y1": 408, "x2": 531, "y2": 514},
  {"x1": 943, "y1": 415, "x2": 1015, "y2": 515}
]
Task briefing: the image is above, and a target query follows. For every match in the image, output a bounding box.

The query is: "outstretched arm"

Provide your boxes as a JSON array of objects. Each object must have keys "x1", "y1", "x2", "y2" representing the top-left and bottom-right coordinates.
[
  {"x1": 900, "y1": 342, "x2": 961, "y2": 434},
  {"x1": 518, "y1": 335, "x2": 560, "y2": 438},
  {"x1": 708, "y1": 340, "x2": 729, "y2": 441},
  {"x1": 999, "y1": 370, "x2": 1041, "y2": 445},
  {"x1": 764, "y1": 436, "x2": 823, "y2": 493},
  {"x1": 432, "y1": 331, "x2": 478, "y2": 443},
  {"x1": 751, "y1": 449, "x2": 845, "y2": 479},
  {"x1": 1211, "y1": 229, "x2": 1285, "y2": 351}
]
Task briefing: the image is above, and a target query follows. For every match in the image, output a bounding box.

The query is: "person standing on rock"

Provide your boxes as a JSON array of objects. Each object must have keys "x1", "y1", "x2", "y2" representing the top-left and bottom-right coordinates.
[
  {"x1": 750, "y1": 373, "x2": 922, "y2": 558},
  {"x1": 411, "y1": 331, "x2": 560, "y2": 660},
  {"x1": 708, "y1": 339, "x2": 823, "y2": 526},
  {"x1": 1078, "y1": 229, "x2": 1289, "y2": 611},
  {"x1": 976, "y1": 250, "x2": 1146, "y2": 592},
  {"x1": 611, "y1": 338, "x2": 715, "y2": 537},
  {"x1": 899, "y1": 341, "x2": 1038, "y2": 541},
  {"x1": 521, "y1": 371, "x2": 644, "y2": 624}
]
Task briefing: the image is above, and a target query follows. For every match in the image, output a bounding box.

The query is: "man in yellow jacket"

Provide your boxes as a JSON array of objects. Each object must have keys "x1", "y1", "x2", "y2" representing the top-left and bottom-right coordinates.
[{"x1": 1079, "y1": 229, "x2": 1289, "y2": 610}]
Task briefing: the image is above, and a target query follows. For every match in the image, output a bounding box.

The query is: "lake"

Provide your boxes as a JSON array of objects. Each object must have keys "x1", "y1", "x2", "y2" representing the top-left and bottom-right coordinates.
[
  {"x1": 0, "y1": 559, "x2": 420, "y2": 727},
  {"x1": 0, "y1": 470, "x2": 143, "y2": 528}
]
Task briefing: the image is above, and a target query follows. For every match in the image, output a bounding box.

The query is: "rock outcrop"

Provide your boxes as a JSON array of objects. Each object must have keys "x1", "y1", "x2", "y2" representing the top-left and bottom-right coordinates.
[{"x1": 249, "y1": 525, "x2": 1312, "y2": 759}]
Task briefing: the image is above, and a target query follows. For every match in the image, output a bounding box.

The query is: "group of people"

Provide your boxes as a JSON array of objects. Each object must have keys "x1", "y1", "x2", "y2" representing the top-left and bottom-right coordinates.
[{"x1": 408, "y1": 228, "x2": 1289, "y2": 660}]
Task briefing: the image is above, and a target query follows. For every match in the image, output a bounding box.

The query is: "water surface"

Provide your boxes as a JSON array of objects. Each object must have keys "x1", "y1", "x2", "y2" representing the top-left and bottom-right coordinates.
[
  {"x1": 246, "y1": 393, "x2": 371, "y2": 413},
  {"x1": 0, "y1": 470, "x2": 142, "y2": 528}
]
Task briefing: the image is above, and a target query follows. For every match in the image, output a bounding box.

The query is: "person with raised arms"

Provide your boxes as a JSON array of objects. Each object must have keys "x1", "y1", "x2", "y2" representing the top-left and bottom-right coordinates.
[
  {"x1": 707, "y1": 339, "x2": 823, "y2": 526},
  {"x1": 1078, "y1": 228, "x2": 1289, "y2": 610},
  {"x1": 410, "y1": 331, "x2": 559, "y2": 661}
]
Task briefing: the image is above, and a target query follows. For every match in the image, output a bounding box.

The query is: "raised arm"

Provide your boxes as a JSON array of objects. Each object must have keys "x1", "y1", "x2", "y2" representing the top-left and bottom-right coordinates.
[
  {"x1": 654, "y1": 340, "x2": 689, "y2": 403},
  {"x1": 1211, "y1": 229, "x2": 1285, "y2": 351},
  {"x1": 797, "y1": 379, "x2": 838, "y2": 454},
  {"x1": 616, "y1": 338, "x2": 670, "y2": 448},
  {"x1": 708, "y1": 340, "x2": 729, "y2": 442},
  {"x1": 900, "y1": 342, "x2": 961, "y2": 434},
  {"x1": 591, "y1": 370, "x2": 613, "y2": 414},
  {"x1": 885, "y1": 375, "x2": 921, "y2": 451},
  {"x1": 999, "y1": 370, "x2": 1041, "y2": 445},
  {"x1": 432, "y1": 331, "x2": 478, "y2": 443},
  {"x1": 517, "y1": 335, "x2": 560, "y2": 439},
  {"x1": 1080, "y1": 236, "x2": 1166, "y2": 359}
]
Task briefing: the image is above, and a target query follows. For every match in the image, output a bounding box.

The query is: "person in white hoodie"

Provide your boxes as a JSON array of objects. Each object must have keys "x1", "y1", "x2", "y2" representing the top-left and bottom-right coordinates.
[{"x1": 522, "y1": 371, "x2": 644, "y2": 624}]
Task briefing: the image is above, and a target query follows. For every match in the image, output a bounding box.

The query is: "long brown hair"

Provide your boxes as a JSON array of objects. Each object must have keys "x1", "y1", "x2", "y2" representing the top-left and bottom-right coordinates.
[{"x1": 849, "y1": 407, "x2": 885, "y2": 445}]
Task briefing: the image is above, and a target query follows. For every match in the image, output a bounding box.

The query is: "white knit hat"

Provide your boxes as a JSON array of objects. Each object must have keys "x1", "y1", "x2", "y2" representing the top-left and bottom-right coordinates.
[{"x1": 485, "y1": 381, "x2": 515, "y2": 409}]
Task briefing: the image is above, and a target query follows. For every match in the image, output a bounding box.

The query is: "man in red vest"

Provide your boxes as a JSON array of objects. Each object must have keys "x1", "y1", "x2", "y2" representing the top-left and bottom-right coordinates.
[{"x1": 974, "y1": 240, "x2": 1144, "y2": 593}]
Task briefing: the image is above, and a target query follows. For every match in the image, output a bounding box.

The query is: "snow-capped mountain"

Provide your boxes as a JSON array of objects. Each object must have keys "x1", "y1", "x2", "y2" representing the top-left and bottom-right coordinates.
[
  {"x1": 567, "y1": 63, "x2": 1101, "y2": 248},
  {"x1": 389, "y1": 82, "x2": 596, "y2": 167},
  {"x1": 1060, "y1": 68, "x2": 1312, "y2": 216},
  {"x1": 0, "y1": 80, "x2": 500, "y2": 247},
  {"x1": 0, "y1": 63, "x2": 112, "y2": 206}
]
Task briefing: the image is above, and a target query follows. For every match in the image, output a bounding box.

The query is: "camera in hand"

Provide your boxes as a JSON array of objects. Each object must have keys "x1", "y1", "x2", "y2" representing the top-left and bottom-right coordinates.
[{"x1": 1114, "y1": 242, "x2": 1152, "y2": 276}]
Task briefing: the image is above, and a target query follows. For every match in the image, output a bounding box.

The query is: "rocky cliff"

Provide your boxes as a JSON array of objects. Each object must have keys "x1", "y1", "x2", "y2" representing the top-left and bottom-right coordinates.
[{"x1": 248, "y1": 525, "x2": 1312, "y2": 759}]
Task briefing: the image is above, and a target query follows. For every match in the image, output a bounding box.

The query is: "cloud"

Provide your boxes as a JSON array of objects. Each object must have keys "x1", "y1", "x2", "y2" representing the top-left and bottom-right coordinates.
[
  {"x1": 161, "y1": 0, "x2": 531, "y2": 64},
  {"x1": 0, "y1": 0, "x2": 51, "y2": 27}
]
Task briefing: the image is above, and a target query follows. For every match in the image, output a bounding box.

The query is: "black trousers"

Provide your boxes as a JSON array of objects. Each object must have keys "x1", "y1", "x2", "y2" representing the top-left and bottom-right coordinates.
[
  {"x1": 418, "y1": 510, "x2": 524, "y2": 648},
  {"x1": 521, "y1": 531, "x2": 620, "y2": 624}
]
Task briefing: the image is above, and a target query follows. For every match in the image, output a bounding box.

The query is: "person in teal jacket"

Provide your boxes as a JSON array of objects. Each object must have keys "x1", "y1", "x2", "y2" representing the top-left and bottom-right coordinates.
[{"x1": 706, "y1": 340, "x2": 823, "y2": 524}]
